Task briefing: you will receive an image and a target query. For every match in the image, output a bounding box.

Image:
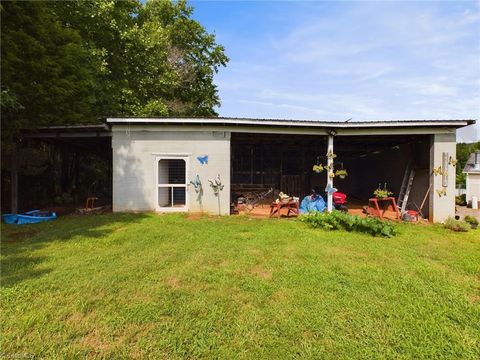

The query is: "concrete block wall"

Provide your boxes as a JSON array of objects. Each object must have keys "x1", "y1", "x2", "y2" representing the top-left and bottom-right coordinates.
[
  {"x1": 429, "y1": 133, "x2": 457, "y2": 222},
  {"x1": 112, "y1": 128, "x2": 231, "y2": 215}
]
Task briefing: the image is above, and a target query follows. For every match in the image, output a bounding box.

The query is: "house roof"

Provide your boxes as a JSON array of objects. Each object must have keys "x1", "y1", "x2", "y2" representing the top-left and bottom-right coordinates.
[
  {"x1": 463, "y1": 152, "x2": 480, "y2": 174},
  {"x1": 106, "y1": 117, "x2": 475, "y2": 129}
]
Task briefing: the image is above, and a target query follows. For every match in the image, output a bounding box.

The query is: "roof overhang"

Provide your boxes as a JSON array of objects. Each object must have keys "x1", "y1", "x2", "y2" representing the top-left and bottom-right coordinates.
[{"x1": 106, "y1": 117, "x2": 475, "y2": 130}]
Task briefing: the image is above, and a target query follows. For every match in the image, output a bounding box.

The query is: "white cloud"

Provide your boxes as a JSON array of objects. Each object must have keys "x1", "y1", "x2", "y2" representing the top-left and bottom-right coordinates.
[{"x1": 213, "y1": 0, "x2": 480, "y2": 141}]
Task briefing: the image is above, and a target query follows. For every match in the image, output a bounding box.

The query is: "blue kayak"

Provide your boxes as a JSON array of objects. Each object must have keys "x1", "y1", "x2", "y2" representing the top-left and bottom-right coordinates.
[{"x1": 2, "y1": 210, "x2": 57, "y2": 225}]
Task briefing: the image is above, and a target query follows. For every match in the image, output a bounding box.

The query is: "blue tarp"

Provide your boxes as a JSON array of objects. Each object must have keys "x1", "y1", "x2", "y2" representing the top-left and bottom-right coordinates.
[{"x1": 299, "y1": 195, "x2": 327, "y2": 214}]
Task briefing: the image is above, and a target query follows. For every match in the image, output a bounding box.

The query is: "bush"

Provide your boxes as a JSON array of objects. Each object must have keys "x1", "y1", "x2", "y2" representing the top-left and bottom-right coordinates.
[
  {"x1": 300, "y1": 211, "x2": 397, "y2": 237},
  {"x1": 464, "y1": 215, "x2": 479, "y2": 225},
  {"x1": 455, "y1": 194, "x2": 466, "y2": 206},
  {"x1": 443, "y1": 217, "x2": 470, "y2": 232}
]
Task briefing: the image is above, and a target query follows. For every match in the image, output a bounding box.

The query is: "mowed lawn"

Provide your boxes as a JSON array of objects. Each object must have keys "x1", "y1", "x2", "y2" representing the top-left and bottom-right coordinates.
[{"x1": 1, "y1": 213, "x2": 479, "y2": 359}]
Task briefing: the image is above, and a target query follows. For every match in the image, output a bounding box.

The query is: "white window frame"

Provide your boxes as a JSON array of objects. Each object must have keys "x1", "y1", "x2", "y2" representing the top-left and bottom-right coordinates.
[{"x1": 155, "y1": 155, "x2": 189, "y2": 212}]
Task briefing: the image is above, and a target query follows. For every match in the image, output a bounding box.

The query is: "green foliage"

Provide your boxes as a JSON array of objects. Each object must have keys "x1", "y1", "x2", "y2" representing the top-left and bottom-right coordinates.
[
  {"x1": 1, "y1": 1, "x2": 98, "y2": 133},
  {"x1": 335, "y1": 169, "x2": 348, "y2": 177},
  {"x1": 456, "y1": 194, "x2": 467, "y2": 206},
  {"x1": 2, "y1": 214, "x2": 478, "y2": 358},
  {"x1": 300, "y1": 210, "x2": 397, "y2": 237},
  {"x1": 456, "y1": 142, "x2": 480, "y2": 188},
  {"x1": 1, "y1": 0, "x2": 228, "y2": 141},
  {"x1": 443, "y1": 217, "x2": 470, "y2": 232},
  {"x1": 464, "y1": 215, "x2": 479, "y2": 226},
  {"x1": 373, "y1": 188, "x2": 393, "y2": 199},
  {"x1": 1, "y1": 0, "x2": 228, "y2": 209}
]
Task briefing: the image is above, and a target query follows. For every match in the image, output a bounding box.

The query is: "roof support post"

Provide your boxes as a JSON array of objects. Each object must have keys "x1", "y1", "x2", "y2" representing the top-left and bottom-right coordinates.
[
  {"x1": 11, "y1": 141, "x2": 18, "y2": 214},
  {"x1": 327, "y1": 135, "x2": 334, "y2": 212}
]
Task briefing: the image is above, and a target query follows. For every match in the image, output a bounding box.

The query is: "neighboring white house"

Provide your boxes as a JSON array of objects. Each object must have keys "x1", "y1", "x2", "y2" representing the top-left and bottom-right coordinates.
[
  {"x1": 463, "y1": 150, "x2": 480, "y2": 208},
  {"x1": 107, "y1": 118, "x2": 475, "y2": 222}
]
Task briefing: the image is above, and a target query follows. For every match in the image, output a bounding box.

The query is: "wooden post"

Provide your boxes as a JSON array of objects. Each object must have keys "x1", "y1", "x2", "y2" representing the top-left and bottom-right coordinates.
[
  {"x1": 327, "y1": 135, "x2": 334, "y2": 212},
  {"x1": 250, "y1": 147, "x2": 254, "y2": 184},
  {"x1": 11, "y1": 141, "x2": 18, "y2": 214}
]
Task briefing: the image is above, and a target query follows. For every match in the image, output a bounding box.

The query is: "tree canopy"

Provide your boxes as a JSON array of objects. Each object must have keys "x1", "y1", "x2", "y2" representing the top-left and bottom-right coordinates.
[
  {"x1": 1, "y1": 0, "x2": 228, "y2": 211},
  {"x1": 1, "y1": 0, "x2": 228, "y2": 135}
]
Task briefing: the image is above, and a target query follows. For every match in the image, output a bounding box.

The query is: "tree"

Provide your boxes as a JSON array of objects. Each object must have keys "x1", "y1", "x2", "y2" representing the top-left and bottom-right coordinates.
[
  {"x1": 52, "y1": 0, "x2": 228, "y2": 117},
  {"x1": 1, "y1": 1, "x2": 99, "y2": 135},
  {"x1": 456, "y1": 142, "x2": 480, "y2": 188},
  {"x1": 1, "y1": 0, "x2": 228, "y2": 211}
]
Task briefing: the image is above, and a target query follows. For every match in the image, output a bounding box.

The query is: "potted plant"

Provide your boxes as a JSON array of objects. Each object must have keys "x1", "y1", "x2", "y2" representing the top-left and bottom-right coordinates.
[
  {"x1": 464, "y1": 215, "x2": 479, "y2": 229},
  {"x1": 312, "y1": 164, "x2": 324, "y2": 173},
  {"x1": 335, "y1": 169, "x2": 348, "y2": 179},
  {"x1": 373, "y1": 183, "x2": 393, "y2": 199}
]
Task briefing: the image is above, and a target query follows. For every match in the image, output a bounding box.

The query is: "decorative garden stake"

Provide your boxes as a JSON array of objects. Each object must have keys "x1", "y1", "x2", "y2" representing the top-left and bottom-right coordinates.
[
  {"x1": 189, "y1": 174, "x2": 202, "y2": 193},
  {"x1": 208, "y1": 174, "x2": 224, "y2": 196}
]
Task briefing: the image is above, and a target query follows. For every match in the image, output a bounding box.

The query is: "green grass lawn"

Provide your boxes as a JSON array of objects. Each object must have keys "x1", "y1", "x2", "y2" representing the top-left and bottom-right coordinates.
[{"x1": 1, "y1": 213, "x2": 479, "y2": 359}]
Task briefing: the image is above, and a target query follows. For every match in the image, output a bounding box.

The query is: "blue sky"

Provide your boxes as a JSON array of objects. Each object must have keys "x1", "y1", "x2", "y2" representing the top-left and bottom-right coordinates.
[{"x1": 190, "y1": 0, "x2": 480, "y2": 142}]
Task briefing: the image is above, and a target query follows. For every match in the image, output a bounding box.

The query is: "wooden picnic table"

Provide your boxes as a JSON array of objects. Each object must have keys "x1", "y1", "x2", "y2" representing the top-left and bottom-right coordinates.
[
  {"x1": 269, "y1": 199, "x2": 299, "y2": 218},
  {"x1": 367, "y1": 197, "x2": 400, "y2": 220}
]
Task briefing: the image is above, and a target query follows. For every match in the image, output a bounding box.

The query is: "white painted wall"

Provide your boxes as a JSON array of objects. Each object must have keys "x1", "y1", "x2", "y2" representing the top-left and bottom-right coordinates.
[
  {"x1": 466, "y1": 173, "x2": 480, "y2": 207},
  {"x1": 429, "y1": 132, "x2": 457, "y2": 222},
  {"x1": 112, "y1": 129, "x2": 231, "y2": 215}
]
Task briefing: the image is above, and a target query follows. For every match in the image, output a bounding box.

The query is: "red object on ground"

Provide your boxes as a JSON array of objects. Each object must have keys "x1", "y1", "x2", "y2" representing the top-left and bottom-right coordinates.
[
  {"x1": 407, "y1": 210, "x2": 418, "y2": 221},
  {"x1": 333, "y1": 192, "x2": 347, "y2": 205}
]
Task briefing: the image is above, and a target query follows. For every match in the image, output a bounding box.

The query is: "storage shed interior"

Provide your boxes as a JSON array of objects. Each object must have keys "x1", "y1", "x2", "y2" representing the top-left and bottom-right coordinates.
[{"x1": 231, "y1": 132, "x2": 431, "y2": 216}]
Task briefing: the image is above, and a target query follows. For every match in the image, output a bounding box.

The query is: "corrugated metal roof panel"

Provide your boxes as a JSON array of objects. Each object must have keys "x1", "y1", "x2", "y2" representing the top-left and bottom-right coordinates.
[{"x1": 106, "y1": 117, "x2": 475, "y2": 129}]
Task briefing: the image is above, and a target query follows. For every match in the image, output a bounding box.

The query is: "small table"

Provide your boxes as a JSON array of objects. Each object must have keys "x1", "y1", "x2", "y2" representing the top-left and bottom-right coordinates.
[
  {"x1": 270, "y1": 200, "x2": 299, "y2": 218},
  {"x1": 368, "y1": 197, "x2": 400, "y2": 220}
]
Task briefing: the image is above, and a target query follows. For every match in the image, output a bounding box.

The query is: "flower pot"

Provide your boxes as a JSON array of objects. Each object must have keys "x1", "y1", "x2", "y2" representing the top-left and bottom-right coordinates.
[{"x1": 339, "y1": 175, "x2": 346, "y2": 179}]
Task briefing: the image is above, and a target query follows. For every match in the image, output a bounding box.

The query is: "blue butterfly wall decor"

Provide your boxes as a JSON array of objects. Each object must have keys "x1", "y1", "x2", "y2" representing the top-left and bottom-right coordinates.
[
  {"x1": 197, "y1": 155, "x2": 208, "y2": 165},
  {"x1": 325, "y1": 183, "x2": 337, "y2": 195}
]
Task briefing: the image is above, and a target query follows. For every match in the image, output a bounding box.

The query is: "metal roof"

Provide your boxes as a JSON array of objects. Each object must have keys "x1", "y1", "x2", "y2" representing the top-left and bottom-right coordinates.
[{"x1": 106, "y1": 117, "x2": 475, "y2": 129}]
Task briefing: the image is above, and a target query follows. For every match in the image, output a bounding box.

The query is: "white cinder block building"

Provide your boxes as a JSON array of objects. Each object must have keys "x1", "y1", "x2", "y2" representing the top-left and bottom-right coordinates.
[{"x1": 107, "y1": 118, "x2": 474, "y2": 222}]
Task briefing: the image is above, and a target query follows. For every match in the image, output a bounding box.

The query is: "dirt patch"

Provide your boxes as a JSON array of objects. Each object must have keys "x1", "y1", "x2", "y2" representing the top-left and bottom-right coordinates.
[
  {"x1": 186, "y1": 212, "x2": 204, "y2": 221},
  {"x1": 77, "y1": 329, "x2": 111, "y2": 353},
  {"x1": 468, "y1": 294, "x2": 480, "y2": 304},
  {"x1": 251, "y1": 265, "x2": 272, "y2": 280},
  {"x1": 165, "y1": 276, "x2": 182, "y2": 288}
]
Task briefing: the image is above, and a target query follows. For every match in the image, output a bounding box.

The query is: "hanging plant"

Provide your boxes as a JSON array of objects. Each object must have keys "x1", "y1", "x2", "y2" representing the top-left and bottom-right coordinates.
[
  {"x1": 312, "y1": 164, "x2": 324, "y2": 173},
  {"x1": 325, "y1": 163, "x2": 334, "y2": 172},
  {"x1": 335, "y1": 169, "x2": 348, "y2": 179}
]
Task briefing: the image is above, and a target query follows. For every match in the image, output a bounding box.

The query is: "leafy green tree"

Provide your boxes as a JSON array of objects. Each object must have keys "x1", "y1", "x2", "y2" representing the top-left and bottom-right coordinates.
[
  {"x1": 1, "y1": 1, "x2": 99, "y2": 139},
  {"x1": 1, "y1": 0, "x2": 228, "y2": 211},
  {"x1": 456, "y1": 142, "x2": 480, "y2": 188},
  {"x1": 52, "y1": 0, "x2": 228, "y2": 117}
]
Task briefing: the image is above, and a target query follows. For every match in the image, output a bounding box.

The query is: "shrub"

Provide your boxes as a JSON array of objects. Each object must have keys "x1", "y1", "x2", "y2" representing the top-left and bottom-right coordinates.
[
  {"x1": 464, "y1": 215, "x2": 479, "y2": 225},
  {"x1": 455, "y1": 194, "x2": 466, "y2": 206},
  {"x1": 443, "y1": 217, "x2": 470, "y2": 232},
  {"x1": 300, "y1": 210, "x2": 397, "y2": 237}
]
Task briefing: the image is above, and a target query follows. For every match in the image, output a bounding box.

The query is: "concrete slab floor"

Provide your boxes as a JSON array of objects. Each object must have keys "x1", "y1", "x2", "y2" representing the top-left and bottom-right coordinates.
[{"x1": 456, "y1": 206, "x2": 480, "y2": 221}]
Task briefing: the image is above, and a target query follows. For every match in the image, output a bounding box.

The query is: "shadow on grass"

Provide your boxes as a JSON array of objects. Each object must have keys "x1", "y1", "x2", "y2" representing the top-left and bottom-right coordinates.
[{"x1": 0, "y1": 213, "x2": 149, "y2": 288}]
